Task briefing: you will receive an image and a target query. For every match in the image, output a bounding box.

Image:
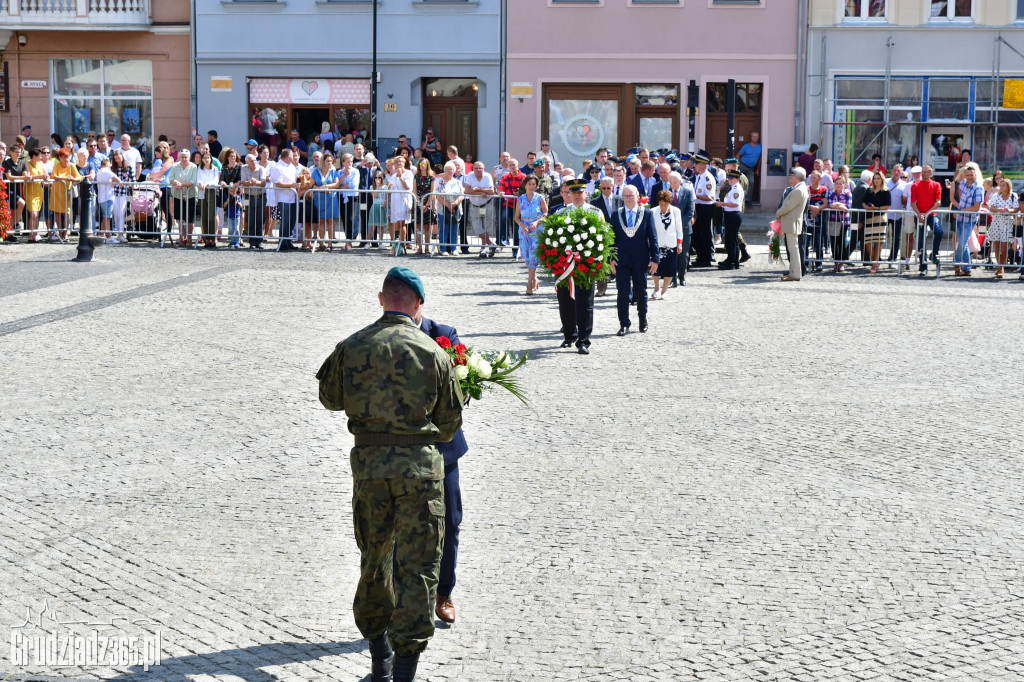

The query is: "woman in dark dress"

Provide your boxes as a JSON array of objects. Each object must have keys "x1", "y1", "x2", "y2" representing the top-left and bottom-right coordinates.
[
  {"x1": 415, "y1": 158, "x2": 436, "y2": 254},
  {"x1": 861, "y1": 171, "x2": 891, "y2": 273}
]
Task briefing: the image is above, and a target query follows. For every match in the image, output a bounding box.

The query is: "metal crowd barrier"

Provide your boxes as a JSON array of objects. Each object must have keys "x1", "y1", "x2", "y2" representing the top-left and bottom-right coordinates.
[
  {"x1": 928, "y1": 207, "x2": 1023, "y2": 277},
  {"x1": 801, "y1": 205, "x2": 1024, "y2": 277},
  {"x1": 415, "y1": 192, "x2": 520, "y2": 257}
]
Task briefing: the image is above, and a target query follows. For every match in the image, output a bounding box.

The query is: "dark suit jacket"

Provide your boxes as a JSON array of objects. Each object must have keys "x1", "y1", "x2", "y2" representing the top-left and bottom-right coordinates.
[
  {"x1": 593, "y1": 193, "x2": 623, "y2": 222},
  {"x1": 627, "y1": 173, "x2": 658, "y2": 199},
  {"x1": 651, "y1": 180, "x2": 670, "y2": 201},
  {"x1": 669, "y1": 183, "x2": 695, "y2": 236},
  {"x1": 419, "y1": 317, "x2": 469, "y2": 466},
  {"x1": 610, "y1": 206, "x2": 660, "y2": 270}
]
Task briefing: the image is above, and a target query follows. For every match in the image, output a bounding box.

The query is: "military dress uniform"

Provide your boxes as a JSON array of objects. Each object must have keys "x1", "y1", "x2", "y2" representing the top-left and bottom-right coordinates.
[
  {"x1": 316, "y1": 267, "x2": 463, "y2": 682},
  {"x1": 692, "y1": 154, "x2": 718, "y2": 267},
  {"x1": 721, "y1": 159, "x2": 751, "y2": 261},
  {"x1": 553, "y1": 179, "x2": 603, "y2": 355},
  {"x1": 718, "y1": 170, "x2": 746, "y2": 269}
]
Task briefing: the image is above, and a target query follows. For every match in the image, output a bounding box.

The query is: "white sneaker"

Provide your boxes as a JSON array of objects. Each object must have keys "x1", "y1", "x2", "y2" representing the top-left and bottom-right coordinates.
[
  {"x1": 650, "y1": 292, "x2": 659, "y2": 300},
  {"x1": 118, "y1": 236, "x2": 128, "y2": 244},
  {"x1": 106, "y1": 237, "x2": 119, "y2": 244}
]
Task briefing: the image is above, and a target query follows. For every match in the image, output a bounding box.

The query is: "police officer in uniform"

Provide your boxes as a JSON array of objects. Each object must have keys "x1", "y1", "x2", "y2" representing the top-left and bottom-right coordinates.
[
  {"x1": 554, "y1": 178, "x2": 602, "y2": 355},
  {"x1": 417, "y1": 312, "x2": 469, "y2": 626},
  {"x1": 316, "y1": 266, "x2": 464, "y2": 682},
  {"x1": 716, "y1": 170, "x2": 746, "y2": 269},
  {"x1": 721, "y1": 158, "x2": 752, "y2": 263},
  {"x1": 691, "y1": 153, "x2": 718, "y2": 267}
]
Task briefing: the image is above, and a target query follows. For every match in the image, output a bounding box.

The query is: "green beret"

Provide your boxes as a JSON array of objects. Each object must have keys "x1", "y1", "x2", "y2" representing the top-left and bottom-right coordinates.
[{"x1": 386, "y1": 266, "x2": 425, "y2": 302}]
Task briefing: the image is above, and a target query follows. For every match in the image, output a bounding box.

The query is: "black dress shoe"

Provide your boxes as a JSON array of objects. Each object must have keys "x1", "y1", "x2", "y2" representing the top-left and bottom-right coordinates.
[
  {"x1": 739, "y1": 249, "x2": 751, "y2": 262},
  {"x1": 639, "y1": 320, "x2": 649, "y2": 333},
  {"x1": 669, "y1": 281, "x2": 678, "y2": 288},
  {"x1": 616, "y1": 326, "x2": 629, "y2": 336},
  {"x1": 560, "y1": 338, "x2": 576, "y2": 348},
  {"x1": 577, "y1": 345, "x2": 590, "y2": 355}
]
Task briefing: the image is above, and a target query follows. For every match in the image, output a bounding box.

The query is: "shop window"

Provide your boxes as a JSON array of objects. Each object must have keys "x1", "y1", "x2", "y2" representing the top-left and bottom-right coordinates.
[
  {"x1": 930, "y1": 0, "x2": 971, "y2": 19},
  {"x1": 843, "y1": 0, "x2": 885, "y2": 20},
  {"x1": 547, "y1": 98, "x2": 618, "y2": 173},
  {"x1": 334, "y1": 108, "x2": 371, "y2": 143},
  {"x1": 51, "y1": 58, "x2": 153, "y2": 161},
  {"x1": 636, "y1": 85, "x2": 678, "y2": 107},
  {"x1": 928, "y1": 79, "x2": 970, "y2": 120},
  {"x1": 706, "y1": 83, "x2": 761, "y2": 114}
]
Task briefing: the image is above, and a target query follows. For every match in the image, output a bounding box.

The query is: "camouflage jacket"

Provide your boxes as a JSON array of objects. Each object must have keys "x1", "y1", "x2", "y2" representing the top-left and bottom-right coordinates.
[{"x1": 316, "y1": 312, "x2": 464, "y2": 480}]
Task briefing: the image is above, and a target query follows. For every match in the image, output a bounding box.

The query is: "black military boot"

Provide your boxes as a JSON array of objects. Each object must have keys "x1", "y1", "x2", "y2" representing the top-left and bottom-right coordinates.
[
  {"x1": 393, "y1": 653, "x2": 420, "y2": 682},
  {"x1": 368, "y1": 635, "x2": 394, "y2": 682}
]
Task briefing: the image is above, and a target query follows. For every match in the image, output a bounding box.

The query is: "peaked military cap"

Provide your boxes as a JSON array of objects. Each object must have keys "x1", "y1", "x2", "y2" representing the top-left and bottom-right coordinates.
[{"x1": 566, "y1": 178, "x2": 588, "y2": 192}]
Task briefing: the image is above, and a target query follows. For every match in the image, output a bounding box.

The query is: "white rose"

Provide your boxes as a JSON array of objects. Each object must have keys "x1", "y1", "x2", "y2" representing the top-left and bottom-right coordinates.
[
  {"x1": 455, "y1": 365, "x2": 469, "y2": 380},
  {"x1": 477, "y1": 361, "x2": 492, "y2": 379},
  {"x1": 581, "y1": 218, "x2": 588, "y2": 225},
  {"x1": 559, "y1": 237, "x2": 566, "y2": 244},
  {"x1": 597, "y1": 234, "x2": 603, "y2": 242},
  {"x1": 498, "y1": 353, "x2": 511, "y2": 368},
  {"x1": 589, "y1": 227, "x2": 597, "y2": 234},
  {"x1": 557, "y1": 228, "x2": 564, "y2": 235},
  {"x1": 584, "y1": 250, "x2": 592, "y2": 257},
  {"x1": 596, "y1": 255, "x2": 603, "y2": 262},
  {"x1": 586, "y1": 240, "x2": 594, "y2": 248},
  {"x1": 564, "y1": 217, "x2": 571, "y2": 224},
  {"x1": 573, "y1": 233, "x2": 582, "y2": 242}
]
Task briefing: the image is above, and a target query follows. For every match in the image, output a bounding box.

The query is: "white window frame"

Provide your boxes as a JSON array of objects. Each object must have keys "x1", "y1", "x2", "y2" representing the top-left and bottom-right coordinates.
[
  {"x1": 928, "y1": 0, "x2": 973, "y2": 22},
  {"x1": 840, "y1": 0, "x2": 887, "y2": 22}
]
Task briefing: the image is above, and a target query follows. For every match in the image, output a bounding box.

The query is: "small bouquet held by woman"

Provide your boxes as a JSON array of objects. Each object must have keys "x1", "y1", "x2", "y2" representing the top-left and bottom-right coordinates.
[{"x1": 435, "y1": 336, "x2": 529, "y2": 405}]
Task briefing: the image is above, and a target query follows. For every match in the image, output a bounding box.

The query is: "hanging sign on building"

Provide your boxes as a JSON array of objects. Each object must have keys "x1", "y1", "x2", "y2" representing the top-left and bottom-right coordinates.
[
  {"x1": 211, "y1": 76, "x2": 233, "y2": 92},
  {"x1": 0, "y1": 62, "x2": 8, "y2": 112},
  {"x1": 249, "y1": 78, "x2": 371, "y2": 105},
  {"x1": 1003, "y1": 79, "x2": 1024, "y2": 109}
]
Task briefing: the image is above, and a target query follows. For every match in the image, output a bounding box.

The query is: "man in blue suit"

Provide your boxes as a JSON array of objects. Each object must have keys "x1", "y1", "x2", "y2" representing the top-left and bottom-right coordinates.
[
  {"x1": 627, "y1": 159, "x2": 658, "y2": 200},
  {"x1": 416, "y1": 313, "x2": 469, "y2": 625},
  {"x1": 667, "y1": 172, "x2": 695, "y2": 287},
  {"x1": 610, "y1": 185, "x2": 660, "y2": 335}
]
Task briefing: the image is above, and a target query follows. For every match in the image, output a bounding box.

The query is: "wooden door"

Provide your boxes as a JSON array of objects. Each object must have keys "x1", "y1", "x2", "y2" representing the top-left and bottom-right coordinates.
[{"x1": 424, "y1": 101, "x2": 477, "y2": 160}]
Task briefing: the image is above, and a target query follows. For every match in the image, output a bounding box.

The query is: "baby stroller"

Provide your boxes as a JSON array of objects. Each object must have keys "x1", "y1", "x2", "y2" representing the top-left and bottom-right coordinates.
[{"x1": 130, "y1": 182, "x2": 162, "y2": 240}]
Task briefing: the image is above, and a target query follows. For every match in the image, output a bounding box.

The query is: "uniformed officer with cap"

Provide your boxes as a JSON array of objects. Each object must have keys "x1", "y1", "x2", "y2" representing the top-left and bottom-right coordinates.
[
  {"x1": 721, "y1": 158, "x2": 751, "y2": 262},
  {"x1": 317, "y1": 266, "x2": 464, "y2": 682},
  {"x1": 691, "y1": 152, "x2": 718, "y2": 267},
  {"x1": 715, "y1": 170, "x2": 746, "y2": 269},
  {"x1": 554, "y1": 178, "x2": 603, "y2": 355}
]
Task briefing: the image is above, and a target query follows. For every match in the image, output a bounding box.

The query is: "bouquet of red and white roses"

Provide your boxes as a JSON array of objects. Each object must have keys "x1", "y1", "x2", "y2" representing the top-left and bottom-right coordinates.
[{"x1": 435, "y1": 337, "x2": 529, "y2": 405}]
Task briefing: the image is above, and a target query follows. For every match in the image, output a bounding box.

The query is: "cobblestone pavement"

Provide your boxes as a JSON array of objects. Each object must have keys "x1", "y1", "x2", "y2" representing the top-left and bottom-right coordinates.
[{"x1": 1, "y1": 240, "x2": 1022, "y2": 681}]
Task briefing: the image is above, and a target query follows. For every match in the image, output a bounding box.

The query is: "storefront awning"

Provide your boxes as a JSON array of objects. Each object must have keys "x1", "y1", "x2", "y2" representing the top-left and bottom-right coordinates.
[{"x1": 249, "y1": 78, "x2": 370, "y2": 105}]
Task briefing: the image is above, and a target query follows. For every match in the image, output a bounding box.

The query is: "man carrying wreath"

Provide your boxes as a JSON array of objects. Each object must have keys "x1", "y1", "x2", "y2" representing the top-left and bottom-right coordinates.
[
  {"x1": 553, "y1": 178, "x2": 603, "y2": 355},
  {"x1": 610, "y1": 186, "x2": 660, "y2": 335}
]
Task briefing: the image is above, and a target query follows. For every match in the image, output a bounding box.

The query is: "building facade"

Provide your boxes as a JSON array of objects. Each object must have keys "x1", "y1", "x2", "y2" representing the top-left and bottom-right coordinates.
[
  {"x1": 195, "y1": 0, "x2": 502, "y2": 162},
  {"x1": 0, "y1": 0, "x2": 191, "y2": 161},
  {"x1": 806, "y1": 0, "x2": 1024, "y2": 179},
  {"x1": 505, "y1": 0, "x2": 799, "y2": 206}
]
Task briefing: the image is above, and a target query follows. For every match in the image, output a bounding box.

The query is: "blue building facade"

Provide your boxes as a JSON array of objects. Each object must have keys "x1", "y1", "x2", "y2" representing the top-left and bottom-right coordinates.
[{"x1": 195, "y1": 0, "x2": 502, "y2": 163}]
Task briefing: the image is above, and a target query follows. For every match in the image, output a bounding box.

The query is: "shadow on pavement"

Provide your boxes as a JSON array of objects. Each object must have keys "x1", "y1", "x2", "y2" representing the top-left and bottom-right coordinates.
[{"x1": 102, "y1": 639, "x2": 367, "y2": 682}]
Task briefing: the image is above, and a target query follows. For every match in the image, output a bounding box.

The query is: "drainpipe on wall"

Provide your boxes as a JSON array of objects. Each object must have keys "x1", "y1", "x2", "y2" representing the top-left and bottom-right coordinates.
[
  {"x1": 190, "y1": 0, "x2": 197, "y2": 134},
  {"x1": 795, "y1": 0, "x2": 807, "y2": 144},
  {"x1": 498, "y1": 0, "x2": 507, "y2": 154}
]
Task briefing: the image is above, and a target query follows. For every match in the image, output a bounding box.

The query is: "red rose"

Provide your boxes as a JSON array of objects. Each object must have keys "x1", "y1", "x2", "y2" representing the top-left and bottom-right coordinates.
[
  {"x1": 578, "y1": 264, "x2": 588, "y2": 273},
  {"x1": 457, "y1": 355, "x2": 468, "y2": 365},
  {"x1": 454, "y1": 343, "x2": 467, "y2": 354},
  {"x1": 436, "y1": 336, "x2": 452, "y2": 349},
  {"x1": 587, "y1": 257, "x2": 594, "y2": 264},
  {"x1": 596, "y1": 263, "x2": 603, "y2": 269}
]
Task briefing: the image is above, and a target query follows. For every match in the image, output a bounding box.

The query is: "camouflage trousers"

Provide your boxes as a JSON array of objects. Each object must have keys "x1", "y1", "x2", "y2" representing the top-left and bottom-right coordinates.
[{"x1": 352, "y1": 477, "x2": 445, "y2": 657}]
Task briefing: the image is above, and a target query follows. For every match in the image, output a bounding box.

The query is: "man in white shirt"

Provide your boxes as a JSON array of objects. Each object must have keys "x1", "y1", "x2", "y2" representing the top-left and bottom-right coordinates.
[
  {"x1": 539, "y1": 139, "x2": 559, "y2": 165},
  {"x1": 886, "y1": 164, "x2": 910, "y2": 262},
  {"x1": 611, "y1": 166, "x2": 628, "y2": 199},
  {"x1": 492, "y1": 151, "x2": 510, "y2": 187},
  {"x1": 118, "y1": 134, "x2": 143, "y2": 180},
  {"x1": 463, "y1": 161, "x2": 497, "y2": 257},
  {"x1": 269, "y1": 149, "x2": 300, "y2": 251},
  {"x1": 544, "y1": 159, "x2": 560, "y2": 188}
]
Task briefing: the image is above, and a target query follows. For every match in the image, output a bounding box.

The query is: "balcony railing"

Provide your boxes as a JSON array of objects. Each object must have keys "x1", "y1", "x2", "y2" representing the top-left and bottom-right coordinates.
[{"x1": 1, "y1": 0, "x2": 151, "y2": 27}]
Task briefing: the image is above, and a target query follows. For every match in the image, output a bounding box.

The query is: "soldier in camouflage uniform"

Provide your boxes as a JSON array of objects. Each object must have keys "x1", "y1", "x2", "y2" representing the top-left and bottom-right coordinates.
[
  {"x1": 524, "y1": 158, "x2": 553, "y2": 201},
  {"x1": 316, "y1": 266, "x2": 463, "y2": 682}
]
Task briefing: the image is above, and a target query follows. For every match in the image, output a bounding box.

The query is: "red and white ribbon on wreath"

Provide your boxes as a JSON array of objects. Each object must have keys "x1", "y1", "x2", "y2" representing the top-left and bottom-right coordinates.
[{"x1": 555, "y1": 247, "x2": 576, "y2": 299}]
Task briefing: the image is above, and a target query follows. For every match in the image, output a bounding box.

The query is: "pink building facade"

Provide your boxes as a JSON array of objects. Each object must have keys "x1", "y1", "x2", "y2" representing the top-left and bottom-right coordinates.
[{"x1": 506, "y1": 0, "x2": 799, "y2": 207}]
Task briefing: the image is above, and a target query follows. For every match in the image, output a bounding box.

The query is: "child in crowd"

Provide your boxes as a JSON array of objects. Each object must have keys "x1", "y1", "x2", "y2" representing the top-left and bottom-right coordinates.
[{"x1": 95, "y1": 158, "x2": 116, "y2": 238}]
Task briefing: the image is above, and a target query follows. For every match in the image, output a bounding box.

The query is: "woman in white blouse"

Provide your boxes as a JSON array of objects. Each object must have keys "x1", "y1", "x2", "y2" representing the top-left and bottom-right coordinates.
[
  {"x1": 196, "y1": 152, "x2": 221, "y2": 247},
  {"x1": 649, "y1": 189, "x2": 684, "y2": 300}
]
